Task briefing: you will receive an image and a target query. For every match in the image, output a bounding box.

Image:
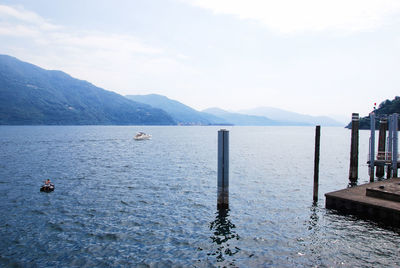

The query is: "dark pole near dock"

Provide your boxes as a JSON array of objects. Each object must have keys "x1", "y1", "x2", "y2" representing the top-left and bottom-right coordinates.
[
  {"x1": 376, "y1": 118, "x2": 387, "y2": 178},
  {"x1": 218, "y1": 129, "x2": 229, "y2": 209},
  {"x1": 349, "y1": 113, "x2": 359, "y2": 184},
  {"x1": 313, "y1": 126, "x2": 321, "y2": 203}
]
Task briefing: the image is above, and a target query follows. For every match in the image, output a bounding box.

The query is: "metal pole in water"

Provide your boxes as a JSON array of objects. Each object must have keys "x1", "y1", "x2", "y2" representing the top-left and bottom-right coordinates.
[
  {"x1": 369, "y1": 113, "x2": 376, "y2": 182},
  {"x1": 393, "y1": 113, "x2": 398, "y2": 178},
  {"x1": 387, "y1": 115, "x2": 393, "y2": 179},
  {"x1": 349, "y1": 113, "x2": 359, "y2": 184},
  {"x1": 376, "y1": 118, "x2": 387, "y2": 178},
  {"x1": 313, "y1": 126, "x2": 321, "y2": 203},
  {"x1": 218, "y1": 129, "x2": 229, "y2": 209}
]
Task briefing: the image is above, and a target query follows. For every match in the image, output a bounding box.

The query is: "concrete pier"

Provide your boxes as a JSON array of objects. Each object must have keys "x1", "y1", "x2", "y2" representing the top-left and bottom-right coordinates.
[
  {"x1": 326, "y1": 112, "x2": 400, "y2": 226},
  {"x1": 325, "y1": 179, "x2": 400, "y2": 225}
]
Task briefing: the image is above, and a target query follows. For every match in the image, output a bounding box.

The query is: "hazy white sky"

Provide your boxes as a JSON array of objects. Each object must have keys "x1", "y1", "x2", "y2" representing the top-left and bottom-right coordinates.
[{"x1": 1, "y1": 0, "x2": 400, "y2": 119}]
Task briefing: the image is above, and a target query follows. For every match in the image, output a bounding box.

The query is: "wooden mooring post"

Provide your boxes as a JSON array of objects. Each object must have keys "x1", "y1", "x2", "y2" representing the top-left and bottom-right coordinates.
[
  {"x1": 217, "y1": 129, "x2": 229, "y2": 209},
  {"x1": 369, "y1": 113, "x2": 376, "y2": 182},
  {"x1": 376, "y1": 118, "x2": 387, "y2": 178},
  {"x1": 313, "y1": 126, "x2": 321, "y2": 203},
  {"x1": 349, "y1": 113, "x2": 359, "y2": 184}
]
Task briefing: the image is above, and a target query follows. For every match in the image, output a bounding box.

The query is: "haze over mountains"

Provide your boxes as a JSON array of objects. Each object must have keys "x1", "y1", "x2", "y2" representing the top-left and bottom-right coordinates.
[
  {"x1": 125, "y1": 94, "x2": 343, "y2": 126},
  {"x1": 0, "y1": 54, "x2": 344, "y2": 126},
  {"x1": 202, "y1": 107, "x2": 280, "y2": 126},
  {"x1": 239, "y1": 107, "x2": 344, "y2": 126}
]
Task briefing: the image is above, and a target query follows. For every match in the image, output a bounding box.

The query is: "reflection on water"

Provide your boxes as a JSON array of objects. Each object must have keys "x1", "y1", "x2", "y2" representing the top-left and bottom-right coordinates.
[
  {"x1": 208, "y1": 209, "x2": 240, "y2": 265},
  {"x1": 308, "y1": 204, "x2": 319, "y2": 231}
]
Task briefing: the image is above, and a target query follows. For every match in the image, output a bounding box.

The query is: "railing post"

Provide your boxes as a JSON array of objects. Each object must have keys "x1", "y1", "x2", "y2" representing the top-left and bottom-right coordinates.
[{"x1": 218, "y1": 129, "x2": 229, "y2": 209}]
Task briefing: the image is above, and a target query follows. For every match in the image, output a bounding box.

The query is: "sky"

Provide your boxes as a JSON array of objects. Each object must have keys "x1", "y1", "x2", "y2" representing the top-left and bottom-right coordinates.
[{"x1": 1, "y1": 0, "x2": 400, "y2": 121}]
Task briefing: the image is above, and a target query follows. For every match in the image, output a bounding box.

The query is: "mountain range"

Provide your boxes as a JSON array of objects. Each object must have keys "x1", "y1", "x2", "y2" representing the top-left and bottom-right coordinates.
[
  {"x1": 125, "y1": 94, "x2": 229, "y2": 125},
  {"x1": 0, "y1": 54, "x2": 344, "y2": 126},
  {"x1": 0, "y1": 54, "x2": 174, "y2": 125}
]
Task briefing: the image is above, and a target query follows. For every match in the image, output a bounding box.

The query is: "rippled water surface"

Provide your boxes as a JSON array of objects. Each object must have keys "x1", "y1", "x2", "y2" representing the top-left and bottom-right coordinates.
[{"x1": 1, "y1": 126, "x2": 400, "y2": 267}]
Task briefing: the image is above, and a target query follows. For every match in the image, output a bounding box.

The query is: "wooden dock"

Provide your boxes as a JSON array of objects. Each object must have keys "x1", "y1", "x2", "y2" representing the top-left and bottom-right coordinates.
[{"x1": 325, "y1": 178, "x2": 400, "y2": 226}]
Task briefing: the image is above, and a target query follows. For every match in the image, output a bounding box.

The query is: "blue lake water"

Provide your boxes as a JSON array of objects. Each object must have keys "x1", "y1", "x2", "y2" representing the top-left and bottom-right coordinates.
[{"x1": 1, "y1": 126, "x2": 400, "y2": 267}]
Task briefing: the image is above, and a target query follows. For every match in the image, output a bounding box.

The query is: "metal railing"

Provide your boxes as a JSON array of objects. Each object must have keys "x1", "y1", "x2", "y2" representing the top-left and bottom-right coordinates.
[{"x1": 369, "y1": 151, "x2": 399, "y2": 162}]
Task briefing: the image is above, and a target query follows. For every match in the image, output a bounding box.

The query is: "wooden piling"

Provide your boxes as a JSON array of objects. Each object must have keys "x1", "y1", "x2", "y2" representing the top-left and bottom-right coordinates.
[
  {"x1": 313, "y1": 126, "x2": 321, "y2": 203},
  {"x1": 376, "y1": 118, "x2": 387, "y2": 178},
  {"x1": 218, "y1": 129, "x2": 229, "y2": 209},
  {"x1": 369, "y1": 113, "x2": 376, "y2": 182},
  {"x1": 349, "y1": 113, "x2": 359, "y2": 184}
]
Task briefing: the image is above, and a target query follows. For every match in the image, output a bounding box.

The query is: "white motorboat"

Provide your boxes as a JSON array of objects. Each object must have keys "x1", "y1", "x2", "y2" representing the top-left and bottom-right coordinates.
[{"x1": 134, "y1": 132, "x2": 151, "y2": 140}]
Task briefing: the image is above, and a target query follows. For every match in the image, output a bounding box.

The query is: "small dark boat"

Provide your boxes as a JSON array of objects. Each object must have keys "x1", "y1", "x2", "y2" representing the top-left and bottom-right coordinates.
[{"x1": 40, "y1": 183, "x2": 55, "y2": 192}]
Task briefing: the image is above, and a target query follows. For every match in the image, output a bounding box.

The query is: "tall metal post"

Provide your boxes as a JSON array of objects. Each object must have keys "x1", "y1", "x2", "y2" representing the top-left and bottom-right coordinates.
[
  {"x1": 218, "y1": 129, "x2": 229, "y2": 209},
  {"x1": 393, "y1": 113, "x2": 398, "y2": 178},
  {"x1": 313, "y1": 126, "x2": 321, "y2": 203},
  {"x1": 369, "y1": 113, "x2": 375, "y2": 182},
  {"x1": 349, "y1": 113, "x2": 359, "y2": 184},
  {"x1": 387, "y1": 115, "x2": 393, "y2": 178}
]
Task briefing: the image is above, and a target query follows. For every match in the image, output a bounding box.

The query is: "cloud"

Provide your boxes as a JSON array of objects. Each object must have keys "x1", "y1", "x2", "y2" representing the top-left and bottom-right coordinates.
[
  {"x1": 0, "y1": 4, "x2": 59, "y2": 30},
  {"x1": 183, "y1": 0, "x2": 400, "y2": 34},
  {"x1": 0, "y1": 4, "x2": 193, "y2": 93},
  {"x1": 0, "y1": 24, "x2": 39, "y2": 37},
  {"x1": 50, "y1": 32, "x2": 163, "y2": 54},
  {"x1": 0, "y1": 5, "x2": 162, "y2": 55}
]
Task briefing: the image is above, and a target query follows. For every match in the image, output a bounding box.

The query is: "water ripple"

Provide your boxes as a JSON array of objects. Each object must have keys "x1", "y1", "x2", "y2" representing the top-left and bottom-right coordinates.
[{"x1": 0, "y1": 126, "x2": 399, "y2": 267}]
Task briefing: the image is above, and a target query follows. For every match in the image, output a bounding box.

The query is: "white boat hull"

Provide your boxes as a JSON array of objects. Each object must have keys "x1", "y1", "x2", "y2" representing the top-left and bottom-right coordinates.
[{"x1": 134, "y1": 132, "x2": 151, "y2": 140}]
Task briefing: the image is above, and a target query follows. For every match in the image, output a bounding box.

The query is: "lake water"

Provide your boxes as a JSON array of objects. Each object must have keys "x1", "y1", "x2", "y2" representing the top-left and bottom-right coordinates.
[{"x1": 1, "y1": 126, "x2": 400, "y2": 267}]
